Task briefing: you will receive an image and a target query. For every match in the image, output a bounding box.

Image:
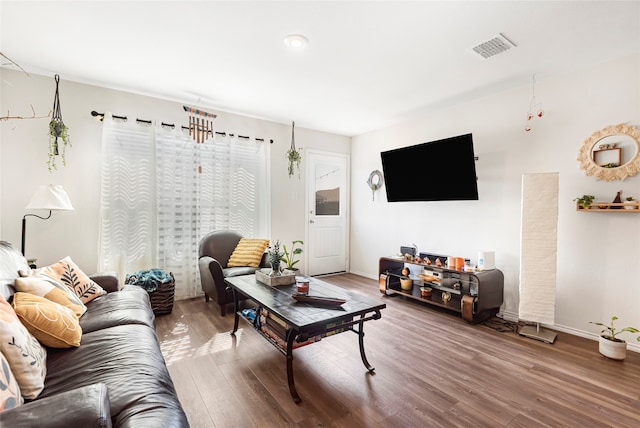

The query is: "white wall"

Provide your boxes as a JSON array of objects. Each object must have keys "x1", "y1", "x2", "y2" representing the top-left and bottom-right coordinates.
[
  {"x1": 2, "y1": 55, "x2": 639, "y2": 349},
  {"x1": 0, "y1": 69, "x2": 350, "y2": 274},
  {"x1": 350, "y1": 54, "x2": 640, "y2": 349}
]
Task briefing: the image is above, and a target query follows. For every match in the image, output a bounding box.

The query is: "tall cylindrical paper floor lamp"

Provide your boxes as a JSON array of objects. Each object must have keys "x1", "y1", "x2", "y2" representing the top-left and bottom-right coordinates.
[{"x1": 518, "y1": 172, "x2": 559, "y2": 344}]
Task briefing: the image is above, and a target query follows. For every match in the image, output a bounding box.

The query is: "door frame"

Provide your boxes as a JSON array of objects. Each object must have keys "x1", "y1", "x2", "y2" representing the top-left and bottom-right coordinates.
[{"x1": 304, "y1": 149, "x2": 350, "y2": 276}]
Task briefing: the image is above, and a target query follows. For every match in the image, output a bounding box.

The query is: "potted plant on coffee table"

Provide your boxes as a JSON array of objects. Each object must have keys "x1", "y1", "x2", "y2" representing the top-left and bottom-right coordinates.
[
  {"x1": 280, "y1": 240, "x2": 303, "y2": 271},
  {"x1": 267, "y1": 240, "x2": 284, "y2": 276},
  {"x1": 590, "y1": 315, "x2": 640, "y2": 360}
]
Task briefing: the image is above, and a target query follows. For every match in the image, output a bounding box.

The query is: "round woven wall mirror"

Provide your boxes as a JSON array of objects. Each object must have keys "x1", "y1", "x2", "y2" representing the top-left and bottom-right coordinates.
[{"x1": 577, "y1": 123, "x2": 640, "y2": 181}]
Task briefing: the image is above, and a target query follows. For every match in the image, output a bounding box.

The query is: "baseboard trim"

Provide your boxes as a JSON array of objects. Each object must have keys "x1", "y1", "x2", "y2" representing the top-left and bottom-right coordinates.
[{"x1": 345, "y1": 271, "x2": 639, "y2": 354}]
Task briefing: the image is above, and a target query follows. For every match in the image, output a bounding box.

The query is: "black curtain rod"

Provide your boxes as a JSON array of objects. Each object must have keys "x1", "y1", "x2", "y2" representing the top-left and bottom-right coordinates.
[{"x1": 90, "y1": 110, "x2": 273, "y2": 143}]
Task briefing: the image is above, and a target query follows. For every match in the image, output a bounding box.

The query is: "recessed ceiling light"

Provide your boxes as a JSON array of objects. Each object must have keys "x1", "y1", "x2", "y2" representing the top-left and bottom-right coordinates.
[{"x1": 284, "y1": 34, "x2": 308, "y2": 49}]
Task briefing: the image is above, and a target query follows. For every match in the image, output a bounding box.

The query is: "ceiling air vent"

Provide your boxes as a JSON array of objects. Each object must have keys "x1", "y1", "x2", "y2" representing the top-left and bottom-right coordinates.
[{"x1": 472, "y1": 33, "x2": 517, "y2": 59}]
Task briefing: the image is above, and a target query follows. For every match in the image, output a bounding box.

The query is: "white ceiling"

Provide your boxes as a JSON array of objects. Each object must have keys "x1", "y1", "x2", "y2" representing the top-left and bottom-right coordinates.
[{"x1": 1, "y1": 1, "x2": 639, "y2": 136}]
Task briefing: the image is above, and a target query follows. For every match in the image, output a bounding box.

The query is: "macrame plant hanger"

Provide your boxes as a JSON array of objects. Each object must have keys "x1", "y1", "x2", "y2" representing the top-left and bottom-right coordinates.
[
  {"x1": 287, "y1": 121, "x2": 302, "y2": 178},
  {"x1": 51, "y1": 74, "x2": 63, "y2": 155}
]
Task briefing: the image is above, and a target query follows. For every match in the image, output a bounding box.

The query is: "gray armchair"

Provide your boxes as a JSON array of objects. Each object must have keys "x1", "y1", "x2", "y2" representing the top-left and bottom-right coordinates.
[{"x1": 198, "y1": 230, "x2": 268, "y2": 316}]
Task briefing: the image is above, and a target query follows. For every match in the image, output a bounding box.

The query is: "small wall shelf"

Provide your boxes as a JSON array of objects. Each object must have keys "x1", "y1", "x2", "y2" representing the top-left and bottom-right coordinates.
[{"x1": 576, "y1": 202, "x2": 640, "y2": 212}]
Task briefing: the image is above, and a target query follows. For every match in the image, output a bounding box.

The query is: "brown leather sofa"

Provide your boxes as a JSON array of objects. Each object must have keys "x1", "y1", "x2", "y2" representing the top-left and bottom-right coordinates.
[
  {"x1": 198, "y1": 230, "x2": 267, "y2": 316},
  {"x1": 0, "y1": 241, "x2": 188, "y2": 428}
]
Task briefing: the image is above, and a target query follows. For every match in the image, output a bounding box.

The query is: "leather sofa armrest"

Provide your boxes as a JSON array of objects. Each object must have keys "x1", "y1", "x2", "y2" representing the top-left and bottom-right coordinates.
[
  {"x1": 199, "y1": 256, "x2": 225, "y2": 298},
  {"x1": 259, "y1": 251, "x2": 269, "y2": 268},
  {"x1": 89, "y1": 272, "x2": 119, "y2": 293},
  {"x1": 0, "y1": 383, "x2": 112, "y2": 428}
]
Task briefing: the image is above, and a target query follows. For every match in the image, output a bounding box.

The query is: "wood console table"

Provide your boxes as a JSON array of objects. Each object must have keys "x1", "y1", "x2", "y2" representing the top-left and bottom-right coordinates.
[
  {"x1": 378, "y1": 256, "x2": 503, "y2": 323},
  {"x1": 226, "y1": 274, "x2": 386, "y2": 403}
]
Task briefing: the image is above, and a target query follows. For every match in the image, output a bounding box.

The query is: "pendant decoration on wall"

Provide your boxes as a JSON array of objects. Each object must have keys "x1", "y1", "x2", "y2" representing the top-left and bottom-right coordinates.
[
  {"x1": 183, "y1": 105, "x2": 217, "y2": 144},
  {"x1": 367, "y1": 170, "x2": 384, "y2": 201},
  {"x1": 48, "y1": 74, "x2": 70, "y2": 172},
  {"x1": 287, "y1": 121, "x2": 302, "y2": 178},
  {"x1": 524, "y1": 74, "x2": 544, "y2": 132}
]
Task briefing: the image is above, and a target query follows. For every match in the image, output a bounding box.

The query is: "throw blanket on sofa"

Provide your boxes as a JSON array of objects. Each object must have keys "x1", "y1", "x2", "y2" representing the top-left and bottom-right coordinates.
[{"x1": 125, "y1": 269, "x2": 173, "y2": 293}]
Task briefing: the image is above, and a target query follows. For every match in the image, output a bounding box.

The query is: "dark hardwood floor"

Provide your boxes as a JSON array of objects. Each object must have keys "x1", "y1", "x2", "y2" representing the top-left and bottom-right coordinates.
[{"x1": 154, "y1": 274, "x2": 640, "y2": 428}]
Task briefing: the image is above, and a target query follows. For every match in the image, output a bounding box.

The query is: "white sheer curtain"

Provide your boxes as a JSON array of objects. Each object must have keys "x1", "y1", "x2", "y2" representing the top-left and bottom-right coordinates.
[{"x1": 99, "y1": 114, "x2": 270, "y2": 300}]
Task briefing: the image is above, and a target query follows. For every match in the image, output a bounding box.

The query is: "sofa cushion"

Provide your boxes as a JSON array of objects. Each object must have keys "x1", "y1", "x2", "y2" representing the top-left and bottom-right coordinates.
[
  {"x1": 42, "y1": 324, "x2": 188, "y2": 427},
  {"x1": 14, "y1": 276, "x2": 86, "y2": 317},
  {"x1": 0, "y1": 383, "x2": 111, "y2": 428},
  {"x1": 0, "y1": 351, "x2": 23, "y2": 411},
  {"x1": 12, "y1": 292, "x2": 82, "y2": 348},
  {"x1": 79, "y1": 286, "x2": 155, "y2": 334},
  {"x1": 0, "y1": 294, "x2": 47, "y2": 400},
  {"x1": 223, "y1": 266, "x2": 260, "y2": 278},
  {"x1": 32, "y1": 257, "x2": 106, "y2": 304},
  {"x1": 227, "y1": 238, "x2": 269, "y2": 267},
  {"x1": 0, "y1": 241, "x2": 28, "y2": 301}
]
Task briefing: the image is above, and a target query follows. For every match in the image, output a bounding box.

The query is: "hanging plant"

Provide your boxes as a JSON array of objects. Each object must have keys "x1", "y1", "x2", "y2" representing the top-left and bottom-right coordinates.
[
  {"x1": 286, "y1": 121, "x2": 302, "y2": 178},
  {"x1": 47, "y1": 74, "x2": 71, "y2": 172}
]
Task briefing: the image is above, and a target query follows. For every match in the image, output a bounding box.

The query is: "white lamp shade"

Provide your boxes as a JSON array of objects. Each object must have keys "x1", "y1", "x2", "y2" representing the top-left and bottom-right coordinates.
[{"x1": 25, "y1": 185, "x2": 74, "y2": 211}]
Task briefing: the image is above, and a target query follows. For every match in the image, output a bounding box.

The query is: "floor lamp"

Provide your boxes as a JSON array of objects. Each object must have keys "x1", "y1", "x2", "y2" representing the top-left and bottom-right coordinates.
[
  {"x1": 21, "y1": 184, "x2": 74, "y2": 256},
  {"x1": 518, "y1": 173, "x2": 559, "y2": 344}
]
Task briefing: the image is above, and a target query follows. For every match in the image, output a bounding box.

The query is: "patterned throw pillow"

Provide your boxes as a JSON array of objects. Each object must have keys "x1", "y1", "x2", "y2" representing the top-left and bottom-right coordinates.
[
  {"x1": 227, "y1": 238, "x2": 270, "y2": 268},
  {"x1": 14, "y1": 276, "x2": 86, "y2": 317},
  {"x1": 0, "y1": 294, "x2": 47, "y2": 400},
  {"x1": 12, "y1": 292, "x2": 82, "y2": 348},
  {"x1": 33, "y1": 257, "x2": 106, "y2": 304},
  {"x1": 0, "y1": 351, "x2": 23, "y2": 412}
]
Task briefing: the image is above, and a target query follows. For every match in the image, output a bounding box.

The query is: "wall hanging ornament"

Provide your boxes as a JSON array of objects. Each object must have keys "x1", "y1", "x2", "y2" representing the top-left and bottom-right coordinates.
[
  {"x1": 183, "y1": 105, "x2": 217, "y2": 144},
  {"x1": 48, "y1": 74, "x2": 70, "y2": 172},
  {"x1": 524, "y1": 74, "x2": 544, "y2": 132},
  {"x1": 287, "y1": 121, "x2": 302, "y2": 178},
  {"x1": 367, "y1": 170, "x2": 384, "y2": 201}
]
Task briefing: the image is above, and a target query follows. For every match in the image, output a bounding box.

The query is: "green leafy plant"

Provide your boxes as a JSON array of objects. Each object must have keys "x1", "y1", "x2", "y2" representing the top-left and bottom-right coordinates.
[
  {"x1": 573, "y1": 194, "x2": 595, "y2": 209},
  {"x1": 287, "y1": 148, "x2": 301, "y2": 178},
  {"x1": 280, "y1": 240, "x2": 303, "y2": 270},
  {"x1": 287, "y1": 121, "x2": 301, "y2": 178},
  {"x1": 590, "y1": 316, "x2": 640, "y2": 342},
  {"x1": 267, "y1": 240, "x2": 283, "y2": 276},
  {"x1": 48, "y1": 74, "x2": 70, "y2": 173},
  {"x1": 48, "y1": 119, "x2": 70, "y2": 172}
]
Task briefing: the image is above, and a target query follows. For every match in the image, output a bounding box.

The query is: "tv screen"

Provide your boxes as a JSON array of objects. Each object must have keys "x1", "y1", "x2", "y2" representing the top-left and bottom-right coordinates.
[{"x1": 380, "y1": 133, "x2": 478, "y2": 202}]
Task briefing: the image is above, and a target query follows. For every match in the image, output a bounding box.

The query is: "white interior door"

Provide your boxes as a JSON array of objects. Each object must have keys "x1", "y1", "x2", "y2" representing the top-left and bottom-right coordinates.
[{"x1": 306, "y1": 151, "x2": 349, "y2": 276}]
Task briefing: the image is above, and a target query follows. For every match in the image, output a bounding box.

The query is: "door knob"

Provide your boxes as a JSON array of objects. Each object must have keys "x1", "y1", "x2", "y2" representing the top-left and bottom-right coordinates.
[{"x1": 309, "y1": 220, "x2": 315, "y2": 224}]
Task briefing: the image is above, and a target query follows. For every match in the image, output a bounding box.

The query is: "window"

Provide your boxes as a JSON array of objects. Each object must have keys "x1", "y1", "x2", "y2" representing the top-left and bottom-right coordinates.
[{"x1": 99, "y1": 115, "x2": 269, "y2": 299}]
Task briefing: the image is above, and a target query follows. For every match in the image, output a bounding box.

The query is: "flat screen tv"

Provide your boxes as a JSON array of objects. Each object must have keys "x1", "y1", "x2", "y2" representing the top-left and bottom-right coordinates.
[{"x1": 380, "y1": 133, "x2": 478, "y2": 202}]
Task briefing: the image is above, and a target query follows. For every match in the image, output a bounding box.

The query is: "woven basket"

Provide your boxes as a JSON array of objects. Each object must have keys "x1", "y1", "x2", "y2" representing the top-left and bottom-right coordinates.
[{"x1": 148, "y1": 272, "x2": 175, "y2": 316}]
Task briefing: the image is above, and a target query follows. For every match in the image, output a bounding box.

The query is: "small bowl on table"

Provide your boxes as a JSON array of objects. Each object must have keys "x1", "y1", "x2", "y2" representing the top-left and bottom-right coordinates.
[{"x1": 420, "y1": 287, "x2": 432, "y2": 298}]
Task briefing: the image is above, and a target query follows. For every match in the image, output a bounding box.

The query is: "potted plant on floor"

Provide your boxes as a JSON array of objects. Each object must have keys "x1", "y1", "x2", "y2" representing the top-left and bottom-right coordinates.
[
  {"x1": 590, "y1": 315, "x2": 640, "y2": 360},
  {"x1": 280, "y1": 240, "x2": 303, "y2": 271}
]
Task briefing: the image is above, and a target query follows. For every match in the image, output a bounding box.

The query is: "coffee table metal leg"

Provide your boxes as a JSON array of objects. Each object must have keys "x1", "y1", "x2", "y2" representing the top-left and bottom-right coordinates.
[
  {"x1": 286, "y1": 329, "x2": 301, "y2": 403},
  {"x1": 357, "y1": 316, "x2": 375, "y2": 372},
  {"x1": 231, "y1": 288, "x2": 240, "y2": 335}
]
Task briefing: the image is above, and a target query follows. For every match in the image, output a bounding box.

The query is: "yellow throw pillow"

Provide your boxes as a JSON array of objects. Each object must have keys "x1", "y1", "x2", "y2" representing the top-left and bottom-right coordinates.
[
  {"x1": 227, "y1": 238, "x2": 269, "y2": 268},
  {"x1": 0, "y1": 294, "x2": 47, "y2": 400},
  {"x1": 14, "y1": 276, "x2": 86, "y2": 317},
  {"x1": 12, "y1": 292, "x2": 82, "y2": 348},
  {"x1": 33, "y1": 257, "x2": 107, "y2": 304}
]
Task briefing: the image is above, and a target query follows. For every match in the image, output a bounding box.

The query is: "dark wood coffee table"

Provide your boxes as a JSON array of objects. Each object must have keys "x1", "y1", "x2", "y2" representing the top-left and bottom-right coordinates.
[{"x1": 226, "y1": 274, "x2": 386, "y2": 403}]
